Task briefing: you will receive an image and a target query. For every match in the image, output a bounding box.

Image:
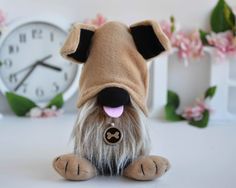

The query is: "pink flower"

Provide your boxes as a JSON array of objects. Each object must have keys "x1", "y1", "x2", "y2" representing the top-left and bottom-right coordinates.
[
  {"x1": 196, "y1": 99, "x2": 210, "y2": 111},
  {"x1": 42, "y1": 106, "x2": 63, "y2": 117},
  {"x1": 42, "y1": 108, "x2": 57, "y2": 117},
  {"x1": 84, "y1": 14, "x2": 107, "y2": 27},
  {"x1": 206, "y1": 31, "x2": 236, "y2": 58},
  {"x1": 27, "y1": 106, "x2": 63, "y2": 118},
  {"x1": 182, "y1": 106, "x2": 203, "y2": 121},
  {"x1": 0, "y1": 9, "x2": 6, "y2": 27},
  {"x1": 27, "y1": 107, "x2": 43, "y2": 118},
  {"x1": 171, "y1": 31, "x2": 203, "y2": 63},
  {"x1": 160, "y1": 19, "x2": 203, "y2": 63},
  {"x1": 160, "y1": 20, "x2": 173, "y2": 39},
  {"x1": 189, "y1": 31, "x2": 204, "y2": 58},
  {"x1": 182, "y1": 99, "x2": 209, "y2": 121},
  {"x1": 172, "y1": 32, "x2": 190, "y2": 59}
]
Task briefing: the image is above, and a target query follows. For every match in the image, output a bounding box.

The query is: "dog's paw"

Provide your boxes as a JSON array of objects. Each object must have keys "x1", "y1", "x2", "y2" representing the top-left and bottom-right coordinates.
[
  {"x1": 53, "y1": 154, "x2": 97, "y2": 181},
  {"x1": 123, "y1": 155, "x2": 170, "y2": 181}
]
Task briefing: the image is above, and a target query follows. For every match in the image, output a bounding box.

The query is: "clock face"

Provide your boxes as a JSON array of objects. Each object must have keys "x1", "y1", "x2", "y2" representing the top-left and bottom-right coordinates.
[{"x1": 0, "y1": 21, "x2": 78, "y2": 103}]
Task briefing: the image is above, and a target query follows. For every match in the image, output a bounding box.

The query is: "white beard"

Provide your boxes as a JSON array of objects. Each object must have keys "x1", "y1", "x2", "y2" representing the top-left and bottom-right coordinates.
[{"x1": 72, "y1": 98, "x2": 150, "y2": 175}]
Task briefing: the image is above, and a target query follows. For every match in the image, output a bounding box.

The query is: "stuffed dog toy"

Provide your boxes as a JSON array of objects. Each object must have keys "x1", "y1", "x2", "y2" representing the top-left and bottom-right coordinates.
[{"x1": 53, "y1": 20, "x2": 171, "y2": 181}]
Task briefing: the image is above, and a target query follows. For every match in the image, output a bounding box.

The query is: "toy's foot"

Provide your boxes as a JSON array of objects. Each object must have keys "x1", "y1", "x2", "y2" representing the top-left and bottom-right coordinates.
[
  {"x1": 53, "y1": 154, "x2": 97, "y2": 181},
  {"x1": 123, "y1": 155, "x2": 170, "y2": 181}
]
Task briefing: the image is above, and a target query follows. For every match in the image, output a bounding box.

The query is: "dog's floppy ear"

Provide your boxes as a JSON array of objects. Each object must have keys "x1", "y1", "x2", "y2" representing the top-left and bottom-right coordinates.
[
  {"x1": 130, "y1": 20, "x2": 171, "y2": 60},
  {"x1": 61, "y1": 23, "x2": 96, "y2": 63}
]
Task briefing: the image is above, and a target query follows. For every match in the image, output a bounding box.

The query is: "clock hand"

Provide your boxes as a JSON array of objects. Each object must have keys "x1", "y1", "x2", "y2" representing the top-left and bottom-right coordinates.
[
  {"x1": 12, "y1": 63, "x2": 36, "y2": 75},
  {"x1": 12, "y1": 55, "x2": 53, "y2": 75},
  {"x1": 38, "y1": 54, "x2": 53, "y2": 62},
  {"x1": 14, "y1": 64, "x2": 37, "y2": 91},
  {"x1": 38, "y1": 62, "x2": 62, "y2": 72}
]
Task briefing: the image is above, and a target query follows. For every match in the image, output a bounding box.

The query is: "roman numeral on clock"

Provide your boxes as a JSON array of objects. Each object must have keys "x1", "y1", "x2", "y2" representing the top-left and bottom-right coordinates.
[
  {"x1": 36, "y1": 88, "x2": 44, "y2": 98},
  {"x1": 8, "y1": 45, "x2": 19, "y2": 54},
  {"x1": 19, "y1": 33, "x2": 27, "y2": 43},
  {"x1": 50, "y1": 32, "x2": 54, "y2": 42},
  {"x1": 32, "y1": 29, "x2": 42, "y2": 39}
]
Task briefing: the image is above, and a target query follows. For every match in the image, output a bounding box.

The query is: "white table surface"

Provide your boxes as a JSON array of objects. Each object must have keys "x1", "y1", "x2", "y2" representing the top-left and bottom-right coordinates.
[{"x1": 0, "y1": 114, "x2": 235, "y2": 188}]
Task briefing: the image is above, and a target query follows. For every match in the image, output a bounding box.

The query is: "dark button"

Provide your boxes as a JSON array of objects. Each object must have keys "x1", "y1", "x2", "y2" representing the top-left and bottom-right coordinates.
[{"x1": 103, "y1": 127, "x2": 123, "y2": 145}]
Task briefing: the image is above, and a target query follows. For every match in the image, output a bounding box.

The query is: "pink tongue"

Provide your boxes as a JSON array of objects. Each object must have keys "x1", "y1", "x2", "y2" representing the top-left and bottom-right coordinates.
[{"x1": 103, "y1": 106, "x2": 124, "y2": 118}]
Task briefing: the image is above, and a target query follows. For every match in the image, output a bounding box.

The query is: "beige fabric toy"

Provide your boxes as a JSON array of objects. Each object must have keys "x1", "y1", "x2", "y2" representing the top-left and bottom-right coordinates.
[{"x1": 53, "y1": 20, "x2": 171, "y2": 181}]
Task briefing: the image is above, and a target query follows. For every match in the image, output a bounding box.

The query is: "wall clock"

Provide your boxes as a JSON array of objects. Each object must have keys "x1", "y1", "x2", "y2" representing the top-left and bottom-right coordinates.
[{"x1": 0, "y1": 17, "x2": 80, "y2": 106}]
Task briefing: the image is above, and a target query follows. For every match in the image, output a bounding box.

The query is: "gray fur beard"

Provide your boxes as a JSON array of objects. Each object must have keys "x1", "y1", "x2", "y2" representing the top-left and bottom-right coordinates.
[{"x1": 72, "y1": 98, "x2": 150, "y2": 176}]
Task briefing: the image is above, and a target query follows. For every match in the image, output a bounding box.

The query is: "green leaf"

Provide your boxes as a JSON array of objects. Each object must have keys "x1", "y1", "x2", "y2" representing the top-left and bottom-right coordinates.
[
  {"x1": 188, "y1": 110, "x2": 209, "y2": 128},
  {"x1": 167, "y1": 90, "x2": 180, "y2": 108},
  {"x1": 199, "y1": 29, "x2": 209, "y2": 45},
  {"x1": 0, "y1": 61, "x2": 2, "y2": 67},
  {"x1": 170, "y1": 16, "x2": 175, "y2": 33},
  {"x1": 46, "y1": 93, "x2": 64, "y2": 109},
  {"x1": 210, "y1": 0, "x2": 235, "y2": 33},
  {"x1": 6, "y1": 92, "x2": 37, "y2": 116},
  {"x1": 224, "y1": 3, "x2": 236, "y2": 28},
  {"x1": 205, "y1": 86, "x2": 217, "y2": 99},
  {"x1": 165, "y1": 104, "x2": 184, "y2": 121},
  {"x1": 165, "y1": 90, "x2": 183, "y2": 121}
]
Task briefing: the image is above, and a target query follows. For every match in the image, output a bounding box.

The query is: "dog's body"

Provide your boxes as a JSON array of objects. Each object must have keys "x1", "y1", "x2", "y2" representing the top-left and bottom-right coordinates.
[{"x1": 53, "y1": 20, "x2": 171, "y2": 181}]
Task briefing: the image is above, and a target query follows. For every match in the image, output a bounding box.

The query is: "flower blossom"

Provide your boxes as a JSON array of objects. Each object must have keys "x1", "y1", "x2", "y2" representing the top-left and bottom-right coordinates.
[
  {"x1": 206, "y1": 31, "x2": 236, "y2": 58},
  {"x1": 160, "y1": 20, "x2": 204, "y2": 65},
  {"x1": 160, "y1": 20, "x2": 173, "y2": 39},
  {"x1": 0, "y1": 9, "x2": 6, "y2": 34},
  {"x1": 171, "y1": 31, "x2": 204, "y2": 63},
  {"x1": 182, "y1": 99, "x2": 210, "y2": 121},
  {"x1": 84, "y1": 14, "x2": 107, "y2": 27},
  {"x1": 0, "y1": 9, "x2": 5, "y2": 27},
  {"x1": 27, "y1": 106, "x2": 63, "y2": 118}
]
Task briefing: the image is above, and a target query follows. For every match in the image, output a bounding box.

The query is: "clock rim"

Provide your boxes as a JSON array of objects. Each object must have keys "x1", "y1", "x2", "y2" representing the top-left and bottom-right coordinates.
[{"x1": 0, "y1": 16, "x2": 81, "y2": 107}]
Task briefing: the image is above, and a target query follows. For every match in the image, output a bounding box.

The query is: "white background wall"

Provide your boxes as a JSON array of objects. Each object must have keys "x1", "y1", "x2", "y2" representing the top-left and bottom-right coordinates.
[
  {"x1": 1, "y1": 0, "x2": 235, "y2": 29},
  {"x1": 0, "y1": 0, "x2": 236, "y2": 114}
]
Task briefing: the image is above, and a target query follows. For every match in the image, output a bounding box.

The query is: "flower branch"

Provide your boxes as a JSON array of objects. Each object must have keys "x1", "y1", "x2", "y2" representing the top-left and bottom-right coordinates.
[
  {"x1": 6, "y1": 92, "x2": 64, "y2": 118},
  {"x1": 165, "y1": 86, "x2": 217, "y2": 128},
  {"x1": 160, "y1": 0, "x2": 236, "y2": 64}
]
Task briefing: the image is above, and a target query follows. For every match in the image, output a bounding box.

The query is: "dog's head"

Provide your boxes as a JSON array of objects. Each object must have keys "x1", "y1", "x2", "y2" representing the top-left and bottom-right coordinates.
[{"x1": 61, "y1": 20, "x2": 170, "y2": 117}]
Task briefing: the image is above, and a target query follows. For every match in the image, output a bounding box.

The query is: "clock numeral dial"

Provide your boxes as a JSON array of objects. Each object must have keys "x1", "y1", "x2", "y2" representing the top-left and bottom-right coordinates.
[
  {"x1": 52, "y1": 82, "x2": 60, "y2": 92},
  {"x1": 50, "y1": 32, "x2": 54, "y2": 42},
  {"x1": 32, "y1": 29, "x2": 42, "y2": 39},
  {"x1": 2, "y1": 59, "x2": 13, "y2": 68},
  {"x1": 9, "y1": 74, "x2": 18, "y2": 83},
  {"x1": 8, "y1": 45, "x2": 19, "y2": 54},
  {"x1": 36, "y1": 88, "x2": 44, "y2": 98},
  {"x1": 19, "y1": 33, "x2": 27, "y2": 43},
  {"x1": 64, "y1": 72, "x2": 68, "y2": 81}
]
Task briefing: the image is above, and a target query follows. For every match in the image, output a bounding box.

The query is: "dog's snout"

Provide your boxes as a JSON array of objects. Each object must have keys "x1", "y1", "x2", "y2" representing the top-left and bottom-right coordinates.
[{"x1": 97, "y1": 87, "x2": 130, "y2": 107}]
